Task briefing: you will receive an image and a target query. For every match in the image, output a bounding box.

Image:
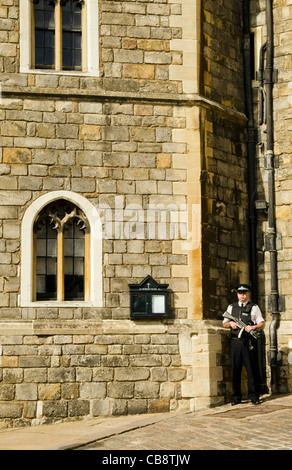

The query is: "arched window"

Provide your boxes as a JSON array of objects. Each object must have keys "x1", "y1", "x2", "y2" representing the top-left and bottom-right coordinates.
[
  {"x1": 34, "y1": 200, "x2": 89, "y2": 301},
  {"x1": 21, "y1": 191, "x2": 102, "y2": 307}
]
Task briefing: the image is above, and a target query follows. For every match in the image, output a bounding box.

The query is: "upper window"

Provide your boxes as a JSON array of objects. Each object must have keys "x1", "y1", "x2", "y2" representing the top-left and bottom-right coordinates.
[
  {"x1": 20, "y1": 0, "x2": 99, "y2": 76},
  {"x1": 33, "y1": 0, "x2": 83, "y2": 71}
]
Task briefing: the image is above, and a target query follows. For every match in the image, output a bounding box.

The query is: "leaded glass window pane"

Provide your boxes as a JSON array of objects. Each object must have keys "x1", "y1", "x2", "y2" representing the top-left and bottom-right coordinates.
[
  {"x1": 62, "y1": 0, "x2": 82, "y2": 70},
  {"x1": 36, "y1": 219, "x2": 57, "y2": 300},
  {"x1": 34, "y1": 0, "x2": 55, "y2": 69},
  {"x1": 64, "y1": 220, "x2": 85, "y2": 300}
]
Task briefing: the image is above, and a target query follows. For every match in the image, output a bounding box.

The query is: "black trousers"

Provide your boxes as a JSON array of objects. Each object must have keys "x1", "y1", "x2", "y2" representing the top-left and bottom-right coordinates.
[{"x1": 230, "y1": 337, "x2": 260, "y2": 402}]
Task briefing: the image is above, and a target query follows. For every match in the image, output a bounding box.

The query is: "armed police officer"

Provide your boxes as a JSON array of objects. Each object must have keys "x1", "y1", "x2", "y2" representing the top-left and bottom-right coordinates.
[{"x1": 223, "y1": 284, "x2": 264, "y2": 405}]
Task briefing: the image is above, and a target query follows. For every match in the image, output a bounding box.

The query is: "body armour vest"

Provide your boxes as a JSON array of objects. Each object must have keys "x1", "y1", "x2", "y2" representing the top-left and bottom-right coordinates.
[{"x1": 230, "y1": 302, "x2": 254, "y2": 338}]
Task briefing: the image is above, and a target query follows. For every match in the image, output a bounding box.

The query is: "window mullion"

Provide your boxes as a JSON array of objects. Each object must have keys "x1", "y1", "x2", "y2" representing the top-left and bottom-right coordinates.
[
  {"x1": 55, "y1": 1, "x2": 62, "y2": 71},
  {"x1": 57, "y1": 229, "x2": 65, "y2": 301}
]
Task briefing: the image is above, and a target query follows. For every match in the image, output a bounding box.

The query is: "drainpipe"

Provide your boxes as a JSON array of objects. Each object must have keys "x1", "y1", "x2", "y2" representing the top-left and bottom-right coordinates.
[
  {"x1": 265, "y1": 0, "x2": 281, "y2": 394},
  {"x1": 258, "y1": 42, "x2": 267, "y2": 127}
]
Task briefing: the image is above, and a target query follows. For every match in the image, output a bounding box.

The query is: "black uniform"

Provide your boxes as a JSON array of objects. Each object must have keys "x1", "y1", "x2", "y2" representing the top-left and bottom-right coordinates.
[{"x1": 228, "y1": 302, "x2": 260, "y2": 404}]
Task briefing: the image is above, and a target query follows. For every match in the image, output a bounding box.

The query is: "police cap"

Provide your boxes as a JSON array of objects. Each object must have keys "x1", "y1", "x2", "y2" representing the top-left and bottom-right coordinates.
[{"x1": 236, "y1": 284, "x2": 251, "y2": 293}]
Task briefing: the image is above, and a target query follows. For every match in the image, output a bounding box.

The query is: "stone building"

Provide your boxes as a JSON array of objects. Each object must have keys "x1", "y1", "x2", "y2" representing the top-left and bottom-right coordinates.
[{"x1": 0, "y1": 0, "x2": 291, "y2": 427}]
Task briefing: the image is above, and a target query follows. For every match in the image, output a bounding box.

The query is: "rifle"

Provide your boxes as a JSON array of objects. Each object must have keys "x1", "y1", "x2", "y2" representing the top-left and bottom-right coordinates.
[{"x1": 223, "y1": 311, "x2": 257, "y2": 340}]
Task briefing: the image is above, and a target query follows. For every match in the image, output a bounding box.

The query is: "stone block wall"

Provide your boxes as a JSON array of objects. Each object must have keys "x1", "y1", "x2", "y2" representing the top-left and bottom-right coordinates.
[
  {"x1": 201, "y1": 108, "x2": 249, "y2": 319},
  {"x1": 0, "y1": 322, "x2": 184, "y2": 426},
  {"x1": 0, "y1": 93, "x2": 207, "y2": 427},
  {"x1": 0, "y1": 96, "x2": 198, "y2": 319},
  {"x1": 202, "y1": 0, "x2": 245, "y2": 112}
]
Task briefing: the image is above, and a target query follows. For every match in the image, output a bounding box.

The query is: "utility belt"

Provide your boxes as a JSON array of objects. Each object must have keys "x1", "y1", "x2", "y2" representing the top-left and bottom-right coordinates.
[
  {"x1": 230, "y1": 336, "x2": 256, "y2": 350},
  {"x1": 228, "y1": 328, "x2": 251, "y2": 341}
]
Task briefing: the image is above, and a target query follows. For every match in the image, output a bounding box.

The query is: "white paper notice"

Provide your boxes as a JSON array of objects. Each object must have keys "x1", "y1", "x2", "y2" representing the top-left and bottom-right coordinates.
[{"x1": 152, "y1": 295, "x2": 165, "y2": 314}]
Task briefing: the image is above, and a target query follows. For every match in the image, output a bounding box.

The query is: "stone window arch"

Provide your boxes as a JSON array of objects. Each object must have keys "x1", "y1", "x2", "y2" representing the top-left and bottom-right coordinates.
[{"x1": 20, "y1": 191, "x2": 102, "y2": 307}]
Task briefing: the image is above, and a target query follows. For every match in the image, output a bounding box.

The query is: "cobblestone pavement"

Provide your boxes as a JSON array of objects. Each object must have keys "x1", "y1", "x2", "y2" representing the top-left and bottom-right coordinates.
[
  {"x1": 78, "y1": 395, "x2": 292, "y2": 451},
  {"x1": 1, "y1": 394, "x2": 292, "y2": 451}
]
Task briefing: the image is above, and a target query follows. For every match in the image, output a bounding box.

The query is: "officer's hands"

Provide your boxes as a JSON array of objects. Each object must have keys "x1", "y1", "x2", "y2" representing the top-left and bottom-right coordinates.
[
  {"x1": 245, "y1": 325, "x2": 255, "y2": 333},
  {"x1": 230, "y1": 321, "x2": 239, "y2": 330}
]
